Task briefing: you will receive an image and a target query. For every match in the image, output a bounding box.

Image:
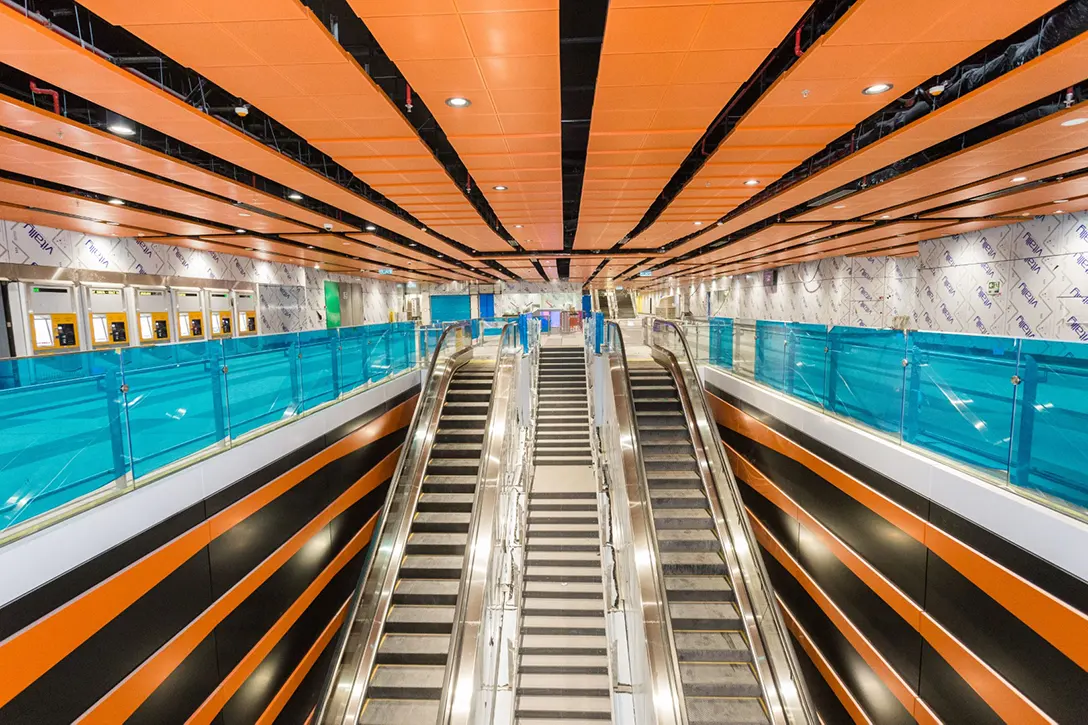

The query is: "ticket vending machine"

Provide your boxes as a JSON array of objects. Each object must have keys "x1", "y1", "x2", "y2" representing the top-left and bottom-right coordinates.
[
  {"x1": 234, "y1": 290, "x2": 258, "y2": 335},
  {"x1": 207, "y1": 290, "x2": 233, "y2": 338},
  {"x1": 24, "y1": 283, "x2": 81, "y2": 355},
  {"x1": 134, "y1": 287, "x2": 173, "y2": 344},
  {"x1": 174, "y1": 288, "x2": 206, "y2": 341},
  {"x1": 83, "y1": 285, "x2": 129, "y2": 349}
]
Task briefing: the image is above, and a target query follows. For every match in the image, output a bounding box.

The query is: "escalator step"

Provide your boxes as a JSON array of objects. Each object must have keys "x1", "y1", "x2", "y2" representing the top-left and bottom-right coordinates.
[
  {"x1": 400, "y1": 555, "x2": 464, "y2": 579},
  {"x1": 368, "y1": 664, "x2": 445, "y2": 699},
  {"x1": 680, "y1": 662, "x2": 763, "y2": 698},
  {"x1": 653, "y1": 509, "x2": 715, "y2": 529},
  {"x1": 661, "y1": 552, "x2": 728, "y2": 576},
  {"x1": 393, "y1": 579, "x2": 459, "y2": 606},
  {"x1": 386, "y1": 605, "x2": 455, "y2": 634},
  {"x1": 516, "y1": 696, "x2": 612, "y2": 721},
  {"x1": 413, "y1": 512, "x2": 471, "y2": 532},
  {"x1": 651, "y1": 492, "x2": 712, "y2": 510},
  {"x1": 665, "y1": 576, "x2": 735, "y2": 602},
  {"x1": 405, "y1": 532, "x2": 467, "y2": 555},
  {"x1": 360, "y1": 699, "x2": 439, "y2": 725},
  {"x1": 376, "y1": 633, "x2": 451, "y2": 665},
  {"x1": 686, "y1": 698, "x2": 769, "y2": 725},
  {"x1": 674, "y1": 631, "x2": 752, "y2": 662},
  {"x1": 669, "y1": 601, "x2": 741, "y2": 629},
  {"x1": 417, "y1": 493, "x2": 475, "y2": 512}
]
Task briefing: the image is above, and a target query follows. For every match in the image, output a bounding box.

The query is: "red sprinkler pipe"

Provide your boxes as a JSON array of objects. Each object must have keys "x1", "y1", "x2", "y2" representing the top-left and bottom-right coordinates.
[
  {"x1": 794, "y1": 26, "x2": 803, "y2": 57},
  {"x1": 406, "y1": 84, "x2": 413, "y2": 113},
  {"x1": 29, "y1": 81, "x2": 59, "y2": 115}
]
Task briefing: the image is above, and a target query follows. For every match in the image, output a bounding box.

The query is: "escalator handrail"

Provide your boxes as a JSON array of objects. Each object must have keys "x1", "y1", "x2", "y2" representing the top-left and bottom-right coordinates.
[
  {"x1": 601, "y1": 321, "x2": 686, "y2": 725},
  {"x1": 315, "y1": 320, "x2": 475, "y2": 725},
  {"x1": 648, "y1": 318, "x2": 819, "y2": 725},
  {"x1": 439, "y1": 322, "x2": 521, "y2": 725}
]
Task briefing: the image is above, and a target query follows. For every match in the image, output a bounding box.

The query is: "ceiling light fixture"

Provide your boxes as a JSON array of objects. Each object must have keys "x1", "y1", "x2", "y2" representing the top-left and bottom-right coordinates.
[
  {"x1": 365, "y1": 224, "x2": 377, "y2": 231},
  {"x1": 744, "y1": 179, "x2": 760, "y2": 187},
  {"x1": 244, "y1": 247, "x2": 255, "y2": 251},
  {"x1": 862, "y1": 83, "x2": 894, "y2": 95},
  {"x1": 833, "y1": 204, "x2": 847, "y2": 210},
  {"x1": 106, "y1": 221, "x2": 120, "y2": 226},
  {"x1": 288, "y1": 192, "x2": 303, "y2": 201},
  {"x1": 514, "y1": 224, "x2": 523, "y2": 229},
  {"x1": 108, "y1": 122, "x2": 136, "y2": 136},
  {"x1": 409, "y1": 242, "x2": 418, "y2": 247},
  {"x1": 1061, "y1": 117, "x2": 1088, "y2": 127},
  {"x1": 107, "y1": 198, "x2": 125, "y2": 206},
  {"x1": 880, "y1": 214, "x2": 891, "y2": 219},
  {"x1": 445, "y1": 97, "x2": 472, "y2": 108},
  {"x1": 234, "y1": 228, "x2": 246, "y2": 234},
  {"x1": 1054, "y1": 199, "x2": 1070, "y2": 204},
  {"x1": 1011, "y1": 176, "x2": 1028, "y2": 183},
  {"x1": 306, "y1": 245, "x2": 314, "y2": 249},
  {"x1": 238, "y1": 212, "x2": 251, "y2": 217},
  {"x1": 493, "y1": 185, "x2": 508, "y2": 191},
  {"x1": 693, "y1": 221, "x2": 703, "y2": 226},
  {"x1": 1055, "y1": 210, "x2": 1065, "y2": 214}
]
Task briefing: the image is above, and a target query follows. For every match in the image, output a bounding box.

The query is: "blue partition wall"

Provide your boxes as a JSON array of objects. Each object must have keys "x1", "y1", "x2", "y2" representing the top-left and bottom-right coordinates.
[
  {"x1": 430, "y1": 294, "x2": 471, "y2": 325},
  {"x1": 708, "y1": 317, "x2": 1088, "y2": 515}
]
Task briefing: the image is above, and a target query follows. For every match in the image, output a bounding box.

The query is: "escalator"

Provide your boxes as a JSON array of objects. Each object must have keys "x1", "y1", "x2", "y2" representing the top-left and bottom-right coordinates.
[
  {"x1": 358, "y1": 361, "x2": 493, "y2": 722},
  {"x1": 616, "y1": 289, "x2": 636, "y2": 319},
  {"x1": 630, "y1": 361, "x2": 766, "y2": 724}
]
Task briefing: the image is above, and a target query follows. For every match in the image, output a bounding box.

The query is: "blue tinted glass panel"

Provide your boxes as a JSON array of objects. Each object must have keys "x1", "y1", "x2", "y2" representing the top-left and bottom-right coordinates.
[
  {"x1": 223, "y1": 333, "x2": 301, "y2": 438},
  {"x1": 339, "y1": 325, "x2": 370, "y2": 392},
  {"x1": 0, "y1": 351, "x2": 128, "y2": 530},
  {"x1": 1010, "y1": 338, "x2": 1088, "y2": 509},
  {"x1": 299, "y1": 329, "x2": 340, "y2": 411},
  {"x1": 755, "y1": 320, "x2": 788, "y2": 391},
  {"x1": 430, "y1": 294, "x2": 470, "y2": 325},
  {"x1": 827, "y1": 327, "x2": 906, "y2": 435},
  {"x1": 786, "y1": 323, "x2": 828, "y2": 407},
  {"x1": 709, "y1": 318, "x2": 734, "y2": 369},
  {"x1": 367, "y1": 326, "x2": 392, "y2": 381},
  {"x1": 122, "y1": 341, "x2": 227, "y2": 478},
  {"x1": 905, "y1": 332, "x2": 1018, "y2": 476}
]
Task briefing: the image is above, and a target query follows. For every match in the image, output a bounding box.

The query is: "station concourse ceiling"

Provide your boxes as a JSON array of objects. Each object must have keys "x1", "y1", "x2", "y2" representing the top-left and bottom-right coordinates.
[{"x1": 0, "y1": 0, "x2": 1084, "y2": 287}]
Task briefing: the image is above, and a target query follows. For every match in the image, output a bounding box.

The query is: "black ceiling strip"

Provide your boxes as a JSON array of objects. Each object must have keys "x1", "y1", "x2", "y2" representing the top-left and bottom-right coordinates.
[
  {"x1": 584, "y1": 259, "x2": 608, "y2": 286},
  {"x1": 614, "y1": 0, "x2": 857, "y2": 248},
  {"x1": 532, "y1": 260, "x2": 550, "y2": 282},
  {"x1": 559, "y1": 0, "x2": 609, "y2": 265},
  {"x1": 300, "y1": 0, "x2": 519, "y2": 250},
  {"x1": 9, "y1": 2, "x2": 502, "y2": 269}
]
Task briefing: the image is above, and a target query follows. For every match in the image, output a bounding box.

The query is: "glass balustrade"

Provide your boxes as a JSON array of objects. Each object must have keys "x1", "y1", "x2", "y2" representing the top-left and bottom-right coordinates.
[
  {"x1": 704, "y1": 316, "x2": 1088, "y2": 519},
  {"x1": 0, "y1": 321, "x2": 419, "y2": 538}
]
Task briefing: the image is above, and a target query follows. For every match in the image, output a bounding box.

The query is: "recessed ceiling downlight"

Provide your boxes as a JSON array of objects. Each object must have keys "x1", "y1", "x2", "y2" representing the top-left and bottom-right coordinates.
[
  {"x1": 744, "y1": 179, "x2": 760, "y2": 186},
  {"x1": 108, "y1": 122, "x2": 136, "y2": 136},
  {"x1": 1061, "y1": 117, "x2": 1088, "y2": 127},
  {"x1": 445, "y1": 97, "x2": 472, "y2": 108},
  {"x1": 288, "y1": 192, "x2": 303, "y2": 201},
  {"x1": 107, "y1": 198, "x2": 125, "y2": 206},
  {"x1": 493, "y1": 185, "x2": 508, "y2": 191},
  {"x1": 862, "y1": 83, "x2": 893, "y2": 96},
  {"x1": 1011, "y1": 176, "x2": 1028, "y2": 183},
  {"x1": 365, "y1": 224, "x2": 377, "y2": 231}
]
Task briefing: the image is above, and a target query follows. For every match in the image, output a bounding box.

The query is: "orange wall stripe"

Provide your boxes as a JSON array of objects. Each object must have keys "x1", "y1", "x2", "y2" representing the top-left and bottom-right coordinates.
[
  {"x1": 256, "y1": 598, "x2": 350, "y2": 725},
  {"x1": 707, "y1": 393, "x2": 926, "y2": 543},
  {"x1": 777, "y1": 598, "x2": 874, "y2": 725},
  {"x1": 727, "y1": 446, "x2": 922, "y2": 631},
  {"x1": 919, "y1": 615, "x2": 1054, "y2": 724},
  {"x1": 0, "y1": 396, "x2": 414, "y2": 709},
  {"x1": 710, "y1": 391, "x2": 1088, "y2": 676},
  {"x1": 750, "y1": 515, "x2": 926, "y2": 719},
  {"x1": 74, "y1": 449, "x2": 399, "y2": 724},
  {"x1": 925, "y1": 525, "x2": 1088, "y2": 672},
  {"x1": 189, "y1": 520, "x2": 375, "y2": 725}
]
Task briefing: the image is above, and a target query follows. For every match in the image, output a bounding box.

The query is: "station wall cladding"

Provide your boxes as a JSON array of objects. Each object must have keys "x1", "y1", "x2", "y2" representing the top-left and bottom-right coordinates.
[
  {"x1": 705, "y1": 383, "x2": 1088, "y2": 725},
  {"x1": 0, "y1": 384, "x2": 420, "y2": 724}
]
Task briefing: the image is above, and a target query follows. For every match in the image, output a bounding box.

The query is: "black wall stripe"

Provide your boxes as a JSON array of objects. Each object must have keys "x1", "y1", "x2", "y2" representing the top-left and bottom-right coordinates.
[
  {"x1": 276, "y1": 631, "x2": 339, "y2": 725},
  {"x1": 739, "y1": 479, "x2": 923, "y2": 693},
  {"x1": 760, "y1": 545, "x2": 914, "y2": 725},
  {"x1": 0, "y1": 387, "x2": 417, "y2": 723},
  {"x1": 787, "y1": 631, "x2": 854, "y2": 725}
]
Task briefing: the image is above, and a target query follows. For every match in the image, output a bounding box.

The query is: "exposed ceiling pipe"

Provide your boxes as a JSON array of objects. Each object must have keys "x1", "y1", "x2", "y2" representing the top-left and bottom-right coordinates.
[
  {"x1": 794, "y1": 26, "x2": 803, "y2": 57},
  {"x1": 28, "y1": 80, "x2": 59, "y2": 115},
  {"x1": 405, "y1": 83, "x2": 413, "y2": 113}
]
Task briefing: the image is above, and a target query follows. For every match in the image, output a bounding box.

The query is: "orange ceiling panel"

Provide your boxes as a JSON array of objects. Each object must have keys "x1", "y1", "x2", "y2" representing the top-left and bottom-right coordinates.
[
  {"x1": 0, "y1": 178, "x2": 226, "y2": 237},
  {"x1": 630, "y1": 0, "x2": 1066, "y2": 250},
  {"x1": 0, "y1": 202, "x2": 151, "y2": 238},
  {"x1": 574, "y1": 0, "x2": 813, "y2": 250},
  {"x1": 0, "y1": 131, "x2": 320, "y2": 235},
  {"x1": 0, "y1": 4, "x2": 482, "y2": 271},
  {"x1": 794, "y1": 103, "x2": 1088, "y2": 223},
  {"x1": 0, "y1": 97, "x2": 356, "y2": 233},
  {"x1": 674, "y1": 22, "x2": 1088, "y2": 263},
  {"x1": 349, "y1": 0, "x2": 564, "y2": 252},
  {"x1": 79, "y1": 0, "x2": 509, "y2": 253},
  {"x1": 924, "y1": 176, "x2": 1088, "y2": 219}
]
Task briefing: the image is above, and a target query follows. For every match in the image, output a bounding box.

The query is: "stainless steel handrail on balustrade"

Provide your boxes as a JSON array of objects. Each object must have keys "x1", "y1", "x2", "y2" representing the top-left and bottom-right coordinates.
[
  {"x1": 315, "y1": 320, "x2": 476, "y2": 725},
  {"x1": 439, "y1": 322, "x2": 522, "y2": 725},
  {"x1": 648, "y1": 318, "x2": 819, "y2": 725},
  {"x1": 598, "y1": 320, "x2": 685, "y2": 725}
]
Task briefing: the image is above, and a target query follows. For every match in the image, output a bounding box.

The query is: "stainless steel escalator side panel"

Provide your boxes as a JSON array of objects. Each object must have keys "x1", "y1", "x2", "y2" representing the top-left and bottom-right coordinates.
[
  {"x1": 441, "y1": 323, "x2": 520, "y2": 725},
  {"x1": 647, "y1": 319, "x2": 818, "y2": 725},
  {"x1": 317, "y1": 322, "x2": 477, "y2": 725},
  {"x1": 603, "y1": 321, "x2": 686, "y2": 725}
]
